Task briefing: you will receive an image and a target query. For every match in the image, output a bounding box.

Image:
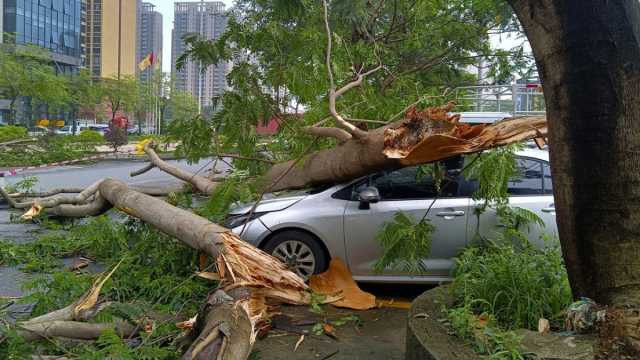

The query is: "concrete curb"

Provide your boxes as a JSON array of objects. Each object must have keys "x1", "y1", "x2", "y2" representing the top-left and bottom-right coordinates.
[{"x1": 406, "y1": 286, "x2": 480, "y2": 360}]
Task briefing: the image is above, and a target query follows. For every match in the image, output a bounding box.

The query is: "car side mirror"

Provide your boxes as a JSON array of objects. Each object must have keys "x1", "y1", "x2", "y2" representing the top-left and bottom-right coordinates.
[{"x1": 358, "y1": 187, "x2": 380, "y2": 210}]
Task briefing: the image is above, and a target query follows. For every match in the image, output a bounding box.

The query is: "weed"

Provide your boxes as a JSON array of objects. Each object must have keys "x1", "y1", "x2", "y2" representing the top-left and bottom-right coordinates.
[
  {"x1": 0, "y1": 125, "x2": 28, "y2": 143},
  {"x1": 451, "y1": 241, "x2": 572, "y2": 330},
  {"x1": 4, "y1": 176, "x2": 39, "y2": 194},
  {"x1": 445, "y1": 305, "x2": 533, "y2": 360}
]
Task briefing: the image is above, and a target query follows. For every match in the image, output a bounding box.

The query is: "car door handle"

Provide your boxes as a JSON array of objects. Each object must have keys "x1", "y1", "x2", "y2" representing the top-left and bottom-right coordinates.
[
  {"x1": 436, "y1": 210, "x2": 465, "y2": 217},
  {"x1": 541, "y1": 204, "x2": 555, "y2": 213}
]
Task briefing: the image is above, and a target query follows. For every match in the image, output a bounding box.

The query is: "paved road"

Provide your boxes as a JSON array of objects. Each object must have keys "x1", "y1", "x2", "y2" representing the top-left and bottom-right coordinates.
[{"x1": 4, "y1": 157, "x2": 225, "y2": 191}]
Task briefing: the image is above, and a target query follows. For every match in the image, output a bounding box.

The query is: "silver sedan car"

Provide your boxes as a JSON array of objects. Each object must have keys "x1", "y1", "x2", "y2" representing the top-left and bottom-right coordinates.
[{"x1": 225, "y1": 148, "x2": 557, "y2": 283}]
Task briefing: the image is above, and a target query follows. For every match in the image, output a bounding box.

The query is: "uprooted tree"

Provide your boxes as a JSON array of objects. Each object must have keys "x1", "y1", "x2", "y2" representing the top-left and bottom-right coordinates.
[{"x1": 3, "y1": 0, "x2": 639, "y2": 358}]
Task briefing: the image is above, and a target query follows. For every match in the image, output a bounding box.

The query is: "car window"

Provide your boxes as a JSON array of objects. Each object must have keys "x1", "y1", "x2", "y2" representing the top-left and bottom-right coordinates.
[
  {"x1": 371, "y1": 158, "x2": 462, "y2": 200},
  {"x1": 543, "y1": 162, "x2": 553, "y2": 194},
  {"x1": 371, "y1": 167, "x2": 437, "y2": 200},
  {"x1": 508, "y1": 158, "x2": 543, "y2": 195}
]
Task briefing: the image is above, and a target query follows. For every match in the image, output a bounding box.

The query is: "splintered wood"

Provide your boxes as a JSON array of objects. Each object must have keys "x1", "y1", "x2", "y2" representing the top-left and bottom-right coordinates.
[
  {"x1": 383, "y1": 103, "x2": 547, "y2": 164},
  {"x1": 217, "y1": 232, "x2": 308, "y2": 292}
]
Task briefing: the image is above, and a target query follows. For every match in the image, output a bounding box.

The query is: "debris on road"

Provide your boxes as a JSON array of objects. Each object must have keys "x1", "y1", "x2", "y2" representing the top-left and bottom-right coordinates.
[{"x1": 310, "y1": 259, "x2": 376, "y2": 310}]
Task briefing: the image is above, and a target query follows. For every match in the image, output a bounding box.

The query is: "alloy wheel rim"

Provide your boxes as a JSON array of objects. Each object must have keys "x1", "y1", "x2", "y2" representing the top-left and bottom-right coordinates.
[{"x1": 272, "y1": 240, "x2": 316, "y2": 279}]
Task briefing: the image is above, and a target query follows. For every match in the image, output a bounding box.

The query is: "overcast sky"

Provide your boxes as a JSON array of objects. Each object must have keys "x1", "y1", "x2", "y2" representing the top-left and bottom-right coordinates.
[{"x1": 146, "y1": 0, "x2": 234, "y2": 73}]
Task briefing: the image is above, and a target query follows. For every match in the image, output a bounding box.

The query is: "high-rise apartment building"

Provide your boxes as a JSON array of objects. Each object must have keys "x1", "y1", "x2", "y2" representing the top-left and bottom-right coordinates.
[
  {"x1": 2, "y1": 0, "x2": 83, "y2": 73},
  {"x1": 85, "y1": 0, "x2": 137, "y2": 79},
  {"x1": 0, "y1": 0, "x2": 4, "y2": 44},
  {"x1": 136, "y1": 1, "x2": 162, "y2": 82},
  {"x1": 171, "y1": 1, "x2": 228, "y2": 110}
]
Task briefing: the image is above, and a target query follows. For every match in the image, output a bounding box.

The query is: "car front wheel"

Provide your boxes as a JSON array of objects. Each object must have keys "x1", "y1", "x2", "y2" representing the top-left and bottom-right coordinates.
[{"x1": 262, "y1": 230, "x2": 327, "y2": 280}]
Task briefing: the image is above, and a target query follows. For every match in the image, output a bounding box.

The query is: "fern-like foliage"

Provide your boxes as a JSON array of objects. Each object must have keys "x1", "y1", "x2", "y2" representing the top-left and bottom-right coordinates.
[
  {"x1": 494, "y1": 205, "x2": 545, "y2": 248},
  {"x1": 463, "y1": 145, "x2": 520, "y2": 211},
  {"x1": 197, "y1": 170, "x2": 257, "y2": 223},
  {"x1": 373, "y1": 212, "x2": 435, "y2": 274}
]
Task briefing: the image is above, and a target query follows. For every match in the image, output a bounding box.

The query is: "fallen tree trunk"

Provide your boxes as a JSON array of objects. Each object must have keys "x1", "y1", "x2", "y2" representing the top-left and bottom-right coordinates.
[
  {"x1": 97, "y1": 179, "x2": 308, "y2": 358},
  {"x1": 4, "y1": 178, "x2": 311, "y2": 357},
  {"x1": 263, "y1": 110, "x2": 547, "y2": 191},
  {"x1": 128, "y1": 108, "x2": 547, "y2": 195}
]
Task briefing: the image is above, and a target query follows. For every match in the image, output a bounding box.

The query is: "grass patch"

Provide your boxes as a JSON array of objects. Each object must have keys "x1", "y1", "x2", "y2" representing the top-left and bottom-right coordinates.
[
  {"x1": 444, "y1": 204, "x2": 573, "y2": 359},
  {"x1": 451, "y1": 241, "x2": 572, "y2": 330},
  {"x1": 0, "y1": 133, "x2": 104, "y2": 167},
  {"x1": 0, "y1": 214, "x2": 211, "y2": 359}
]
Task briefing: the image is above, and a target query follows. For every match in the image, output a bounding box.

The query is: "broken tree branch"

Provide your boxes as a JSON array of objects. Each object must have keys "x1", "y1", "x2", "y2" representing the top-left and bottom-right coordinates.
[
  {"x1": 17, "y1": 320, "x2": 136, "y2": 342},
  {"x1": 303, "y1": 126, "x2": 352, "y2": 142},
  {"x1": 130, "y1": 162, "x2": 155, "y2": 177},
  {"x1": 322, "y1": 0, "x2": 379, "y2": 140},
  {"x1": 132, "y1": 141, "x2": 218, "y2": 194}
]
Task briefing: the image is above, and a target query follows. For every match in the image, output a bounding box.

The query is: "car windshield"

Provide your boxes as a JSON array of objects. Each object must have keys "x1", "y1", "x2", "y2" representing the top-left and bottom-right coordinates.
[
  {"x1": 306, "y1": 184, "x2": 333, "y2": 194},
  {"x1": 267, "y1": 185, "x2": 333, "y2": 199}
]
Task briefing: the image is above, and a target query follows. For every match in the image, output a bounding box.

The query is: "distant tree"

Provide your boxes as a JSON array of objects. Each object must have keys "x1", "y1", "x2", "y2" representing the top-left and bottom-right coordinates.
[
  {"x1": 0, "y1": 44, "x2": 68, "y2": 125},
  {"x1": 104, "y1": 123, "x2": 128, "y2": 153},
  {"x1": 168, "y1": 90, "x2": 199, "y2": 123},
  {"x1": 66, "y1": 70, "x2": 100, "y2": 133},
  {"x1": 97, "y1": 76, "x2": 139, "y2": 124}
]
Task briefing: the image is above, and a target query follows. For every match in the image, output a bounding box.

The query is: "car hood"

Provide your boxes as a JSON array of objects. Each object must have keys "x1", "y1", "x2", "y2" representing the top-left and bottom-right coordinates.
[{"x1": 228, "y1": 194, "x2": 307, "y2": 215}]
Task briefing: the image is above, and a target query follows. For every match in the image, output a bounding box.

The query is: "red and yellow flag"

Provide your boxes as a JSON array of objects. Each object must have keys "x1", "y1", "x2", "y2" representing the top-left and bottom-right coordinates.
[{"x1": 138, "y1": 52, "x2": 155, "y2": 71}]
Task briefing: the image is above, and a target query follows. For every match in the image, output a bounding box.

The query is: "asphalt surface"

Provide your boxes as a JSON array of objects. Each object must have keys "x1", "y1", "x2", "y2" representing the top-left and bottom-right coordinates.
[{"x1": 3, "y1": 157, "x2": 224, "y2": 191}]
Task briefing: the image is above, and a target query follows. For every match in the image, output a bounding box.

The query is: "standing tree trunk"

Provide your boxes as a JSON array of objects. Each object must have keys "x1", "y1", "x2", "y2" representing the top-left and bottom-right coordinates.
[
  {"x1": 8, "y1": 98, "x2": 17, "y2": 125},
  {"x1": 509, "y1": 0, "x2": 640, "y2": 307}
]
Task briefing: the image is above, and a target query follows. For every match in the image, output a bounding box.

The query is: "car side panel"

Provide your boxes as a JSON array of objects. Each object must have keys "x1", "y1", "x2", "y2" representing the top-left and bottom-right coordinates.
[
  {"x1": 230, "y1": 219, "x2": 272, "y2": 246},
  {"x1": 467, "y1": 195, "x2": 557, "y2": 247},
  {"x1": 343, "y1": 197, "x2": 470, "y2": 277},
  {"x1": 257, "y1": 197, "x2": 349, "y2": 263}
]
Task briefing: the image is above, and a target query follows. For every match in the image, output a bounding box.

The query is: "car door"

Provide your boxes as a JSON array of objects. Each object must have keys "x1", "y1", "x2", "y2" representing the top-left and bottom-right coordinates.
[
  {"x1": 467, "y1": 156, "x2": 557, "y2": 247},
  {"x1": 343, "y1": 158, "x2": 470, "y2": 278}
]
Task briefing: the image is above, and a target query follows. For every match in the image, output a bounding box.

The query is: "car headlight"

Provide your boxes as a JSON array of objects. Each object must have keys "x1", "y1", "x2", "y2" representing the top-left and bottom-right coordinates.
[{"x1": 223, "y1": 212, "x2": 268, "y2": 229}]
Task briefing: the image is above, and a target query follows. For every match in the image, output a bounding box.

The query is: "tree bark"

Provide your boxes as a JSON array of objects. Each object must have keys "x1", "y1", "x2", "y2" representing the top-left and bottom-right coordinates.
[
  {"x1": 17, "y1": 320, "x2": 136, "y2": 342},
  {"x1": 8, "y1": 98, "x2": 17, "y2": 125},
  {"x1": 508, "y1": 0, "x2": 640, "y2": 306},
  {"x1": 264, "y1": 116, "x2": 546, "y2": 191}
]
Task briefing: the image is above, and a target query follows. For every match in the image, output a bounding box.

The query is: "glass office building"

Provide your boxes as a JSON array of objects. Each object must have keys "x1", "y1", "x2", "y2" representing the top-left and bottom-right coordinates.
[
  {"x1": 1, "y1": 0, "x2": 83, "y2": 124},
  {"x1": 3, "y1": 0, "x2": 82, "y2": 72}
]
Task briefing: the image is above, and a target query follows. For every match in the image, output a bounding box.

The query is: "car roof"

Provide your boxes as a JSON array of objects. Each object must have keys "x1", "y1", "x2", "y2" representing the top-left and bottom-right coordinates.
[
  {"x1": 455, "y1": 112, "x2": 514, "y2": 124},
  {"x1": 515, "y1": 148, "x2": 549, "y2": 162}
]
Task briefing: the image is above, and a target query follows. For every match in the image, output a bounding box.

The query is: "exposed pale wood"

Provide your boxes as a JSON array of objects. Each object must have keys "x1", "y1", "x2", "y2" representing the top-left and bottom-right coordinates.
[
  {"x1": 18, "y1": 320, "x2": 136, "y2": 342},
  {"x1": 138, "y1": 142, "x2": 218, "y2": 194},
  {"x1": 303, "y1": 126, "x2": 352, "y2": 142}
]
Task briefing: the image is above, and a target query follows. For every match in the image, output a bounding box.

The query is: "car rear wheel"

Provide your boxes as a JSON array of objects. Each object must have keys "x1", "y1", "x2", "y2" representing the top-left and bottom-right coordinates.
[{"x1": 262, "y1": 230, "x2": 328, "y2": 280}]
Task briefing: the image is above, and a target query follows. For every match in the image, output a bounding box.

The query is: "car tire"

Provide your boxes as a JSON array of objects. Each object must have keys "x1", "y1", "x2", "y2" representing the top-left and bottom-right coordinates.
[{"x1": 262, "y1": 230, "x2": 328, "y2": 279}]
